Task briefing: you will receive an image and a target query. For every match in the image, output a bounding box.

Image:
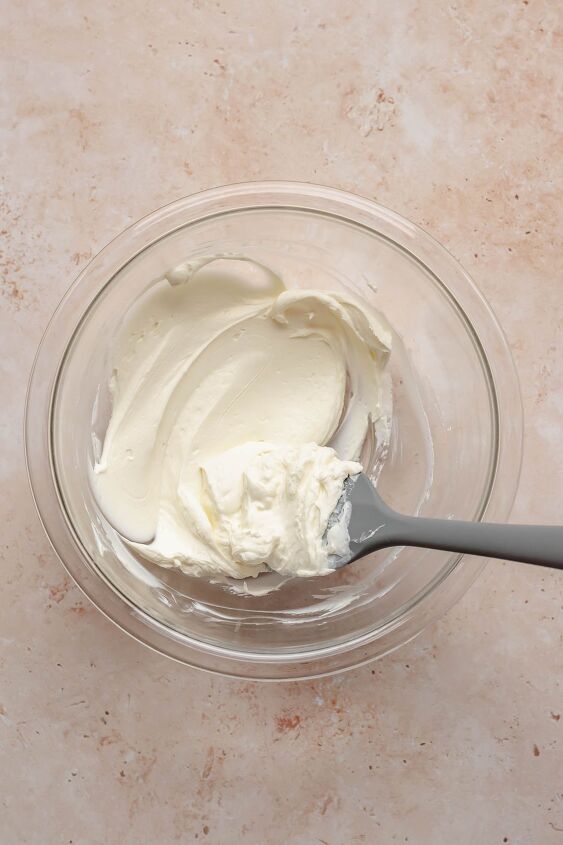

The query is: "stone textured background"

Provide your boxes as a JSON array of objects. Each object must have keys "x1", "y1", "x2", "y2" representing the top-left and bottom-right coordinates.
[{"x1": 1, "y1": 1, "x2": 561, "y2": 842}]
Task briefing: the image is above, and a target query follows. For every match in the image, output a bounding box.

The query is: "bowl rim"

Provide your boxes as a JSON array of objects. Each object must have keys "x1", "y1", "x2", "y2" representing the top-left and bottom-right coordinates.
[{"x1": 25, "y1": 180, "x2": 523, "y2": 680}]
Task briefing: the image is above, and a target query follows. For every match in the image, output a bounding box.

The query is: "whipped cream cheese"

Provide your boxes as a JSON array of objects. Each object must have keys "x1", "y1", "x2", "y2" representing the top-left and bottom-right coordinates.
[{"x1": 93, "y1": 258, "x2": 391, "y2": 579}]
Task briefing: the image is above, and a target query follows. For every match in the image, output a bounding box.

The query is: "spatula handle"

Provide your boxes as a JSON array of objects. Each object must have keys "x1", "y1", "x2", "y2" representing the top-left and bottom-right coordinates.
[{"x1": 384, "y1": 515, "x2": 563, "y2": 569}]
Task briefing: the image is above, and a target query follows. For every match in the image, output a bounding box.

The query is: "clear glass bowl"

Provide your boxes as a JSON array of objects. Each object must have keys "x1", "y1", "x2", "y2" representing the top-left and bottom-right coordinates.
[{"x1": 25, "y1": 182, "x2": 522, "y2": 680}]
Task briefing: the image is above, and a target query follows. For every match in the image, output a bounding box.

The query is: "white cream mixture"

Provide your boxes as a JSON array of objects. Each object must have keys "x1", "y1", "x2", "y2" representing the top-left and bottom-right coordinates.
[{"x1": 93, "y1": 258, "x2": 391, "y2": 579}]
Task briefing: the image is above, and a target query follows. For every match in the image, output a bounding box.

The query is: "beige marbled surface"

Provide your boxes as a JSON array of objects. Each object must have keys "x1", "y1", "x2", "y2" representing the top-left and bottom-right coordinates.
[{"x1": 1, "y1": 1, "x2": 562, "y2": 842}]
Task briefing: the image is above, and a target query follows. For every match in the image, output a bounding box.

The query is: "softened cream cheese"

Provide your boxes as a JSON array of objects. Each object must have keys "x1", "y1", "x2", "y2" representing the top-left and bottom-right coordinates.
[{"x1": 93, "y1": 258, "x2": 391, "y2": 579}]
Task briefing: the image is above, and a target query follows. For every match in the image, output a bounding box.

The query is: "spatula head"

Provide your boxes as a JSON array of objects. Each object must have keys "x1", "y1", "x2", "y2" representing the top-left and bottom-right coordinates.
[{"x1": 327, "y1": 472, "x2": 391, "y2": 568}]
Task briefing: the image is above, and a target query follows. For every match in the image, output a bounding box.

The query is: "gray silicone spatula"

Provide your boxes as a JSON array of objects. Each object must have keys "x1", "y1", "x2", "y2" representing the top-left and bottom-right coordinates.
[{"x1": 332, "y1": 473, "x2": 563, "y2": 570}]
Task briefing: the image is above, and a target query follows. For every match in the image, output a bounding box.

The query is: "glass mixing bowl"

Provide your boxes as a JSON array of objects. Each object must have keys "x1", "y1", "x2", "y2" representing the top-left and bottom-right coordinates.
[{"x1": 25, "y1": 182, "x2": 522, "y2": 680}]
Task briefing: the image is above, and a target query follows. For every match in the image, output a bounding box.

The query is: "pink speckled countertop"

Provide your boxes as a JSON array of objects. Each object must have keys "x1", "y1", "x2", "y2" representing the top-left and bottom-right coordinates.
[{"x1": 1, "y1": 2, "x2": 562, "y2": 843}]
